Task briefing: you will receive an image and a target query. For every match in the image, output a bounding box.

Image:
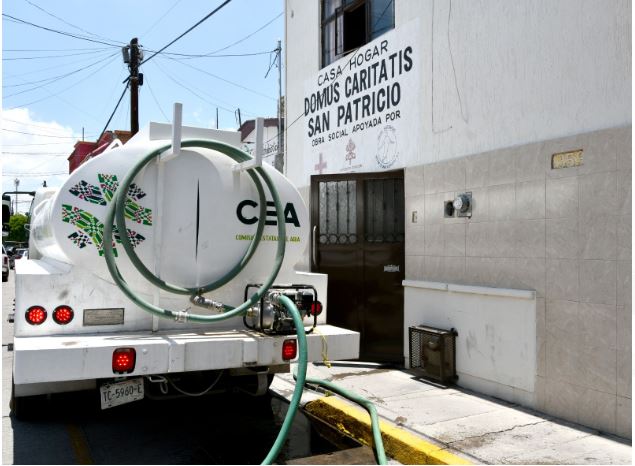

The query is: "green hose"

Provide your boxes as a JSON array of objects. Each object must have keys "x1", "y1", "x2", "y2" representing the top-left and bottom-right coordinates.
[
  {"x1": 261, "y1": 294, "x2": 308, "y2": 465},
  {"x1": 102, "y1": 139, "x2": 287, "y2": 323},
  {"x1": 294, "y1": 371, "x2": 387, "y2": 464},
  {"x1": 101, "y1": 139, "x2": 385, "y2": 464}
]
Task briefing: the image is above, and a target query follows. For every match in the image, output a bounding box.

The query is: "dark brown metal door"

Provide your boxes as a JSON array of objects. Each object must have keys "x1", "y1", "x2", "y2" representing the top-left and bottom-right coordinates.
[{"x1": 310, "y1": 171, "x2": 404, "y2": 363}]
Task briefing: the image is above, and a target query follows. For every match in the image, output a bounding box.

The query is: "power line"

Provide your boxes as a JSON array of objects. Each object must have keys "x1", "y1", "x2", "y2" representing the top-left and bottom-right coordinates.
[
  {"x1": 5, "y1": 53, "x2": 120, "y2": 109},
  {"x1": 163, "y1": 55, "x2": 276, "y2": 101},
  {"x1": 2, "y1": 151, "x2": 70, "y2": 155},
  {"x1": 2, "y1": 13, "x2": 123, "y2": 47},
  {"x1": 141, "y1": 0, "x2": 233, "y2": 65},
  {"x1": 96, "y1": 83, "x2": 130, "y2": 143},
  {"x1": 2, "y1": 48, "x2": 112, "y2": 60},
  {"x1": 21, "y1": 0, "x2": 116, "y2": 43},
  {"x1": 2, "y1": 117, "x2": 79, "y2": 133},
  {"x1": 2, "y1": 128, "x2": 88, "y2": 139},
  {"x1": 141, "y1": 0, "x2": 185, "y2": 38},
  {"x1": 2, "y1": 141, "x2": 78, "y2": 146},
  {"x1": 145, "y1": 76, "x2": 170, "y2": 122},
  {"x1": 198, "y1": 12, "x2": 283, "y2": 57},
  {"x1": 4, "y1": 52, "x2": 119, "y2": 99}
]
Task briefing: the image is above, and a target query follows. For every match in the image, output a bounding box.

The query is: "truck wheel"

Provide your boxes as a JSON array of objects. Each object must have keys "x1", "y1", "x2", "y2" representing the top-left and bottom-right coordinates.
[{"x1": 2, "y1": 273, "x2": 7, "y2": 282}]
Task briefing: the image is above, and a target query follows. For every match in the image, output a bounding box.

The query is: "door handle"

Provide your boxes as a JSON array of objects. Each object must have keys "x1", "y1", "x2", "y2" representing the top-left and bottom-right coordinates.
[{"x1": 312, "y1": 226, "x2": 317, "y2": 269}]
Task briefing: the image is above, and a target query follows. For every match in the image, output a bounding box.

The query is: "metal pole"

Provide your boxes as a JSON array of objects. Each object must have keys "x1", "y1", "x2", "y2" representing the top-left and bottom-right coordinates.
[
  {"x1": 13, "y1": 179, "x2": 19, "y2": 214},
  {"x1": 275, "y1": 40, "x2": 284, "y2": 173},
  {"x1": 129, "y1": 38, "x2": 140, "y2": 135}
]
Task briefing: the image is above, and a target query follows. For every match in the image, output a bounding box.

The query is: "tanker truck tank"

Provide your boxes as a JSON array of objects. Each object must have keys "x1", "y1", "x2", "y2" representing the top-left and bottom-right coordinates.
[{"x1": 12, "y1": 119, "x2": 359, "y2": 422}]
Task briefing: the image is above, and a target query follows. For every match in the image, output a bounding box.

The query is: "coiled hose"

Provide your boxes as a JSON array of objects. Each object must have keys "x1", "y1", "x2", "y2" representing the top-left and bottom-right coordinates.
[{"x1": 101, "y1": 139, "x2": 386, "y2": 464}]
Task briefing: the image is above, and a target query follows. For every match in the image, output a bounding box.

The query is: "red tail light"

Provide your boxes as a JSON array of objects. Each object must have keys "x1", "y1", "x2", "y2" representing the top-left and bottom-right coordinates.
[
  {"x1": 112, "y1": 348, "x2": 136, "y2": 374},
  {"x1": 310, "y1": 301, "x2": 323, "y2": 316},
  {"x1": 25, "y1": 306, "x2": 47, "y2": 325},
  {"x1": 53, "y1": 305, "x2": 74, "y2": 325},
  {"x1": 282, "y1": 339, "x2": 297, "y2": 361}
]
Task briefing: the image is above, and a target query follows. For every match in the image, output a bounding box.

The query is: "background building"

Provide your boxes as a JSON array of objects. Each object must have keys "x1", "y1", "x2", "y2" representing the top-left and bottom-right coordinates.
[{"x1": 285, "y1": 0, "x2": 631, "y2": 438}]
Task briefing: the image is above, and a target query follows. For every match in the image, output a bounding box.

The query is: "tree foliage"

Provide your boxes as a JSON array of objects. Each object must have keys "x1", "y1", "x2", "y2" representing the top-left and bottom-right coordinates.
[{"x1": 8, "y1": 214, "x2": 28, "y2": 243}]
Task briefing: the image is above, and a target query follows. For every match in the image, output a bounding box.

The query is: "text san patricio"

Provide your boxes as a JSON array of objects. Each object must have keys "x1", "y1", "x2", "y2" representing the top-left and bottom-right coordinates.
[{"x1": 304, "y1": 43, "x2": 413, "y2": 139}]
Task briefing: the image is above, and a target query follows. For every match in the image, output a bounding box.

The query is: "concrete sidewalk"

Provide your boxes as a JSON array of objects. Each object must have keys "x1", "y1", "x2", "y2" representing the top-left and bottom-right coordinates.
[{"x1": 270, "y1": 362, "x2": 632, "y2": 465}]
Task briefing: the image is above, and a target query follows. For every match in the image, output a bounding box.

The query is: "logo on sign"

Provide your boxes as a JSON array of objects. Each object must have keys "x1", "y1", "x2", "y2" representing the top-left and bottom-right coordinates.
[
  {"x1": 376, "y1": 125, "x2": 399, "y2": 169},
  {"x1": 345, "y1": 139, "x2": 356, "y2": 166}
]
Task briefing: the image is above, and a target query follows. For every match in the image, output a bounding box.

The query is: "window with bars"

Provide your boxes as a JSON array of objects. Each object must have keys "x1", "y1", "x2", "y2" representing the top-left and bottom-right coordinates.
[
  {"x1": 322, "y1": 0, "x2": 395, "y2": 68},
  {"x1": 364, "y1": 178, "x2": 404, "y2": 243},
  {"x1": 318, "y1": 180, "x2": 357, "y2": 244}
]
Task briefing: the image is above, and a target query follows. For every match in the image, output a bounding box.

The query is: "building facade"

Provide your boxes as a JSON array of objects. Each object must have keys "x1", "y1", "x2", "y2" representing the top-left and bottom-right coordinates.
[{"x1": 285, "y1": 0, "x2": 631, "y2": 437}]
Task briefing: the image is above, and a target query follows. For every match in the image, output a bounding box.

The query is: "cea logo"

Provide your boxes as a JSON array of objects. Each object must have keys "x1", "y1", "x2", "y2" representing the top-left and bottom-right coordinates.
[{"x1": 236, "y1": 200, "x2": 300, "y2": 227}]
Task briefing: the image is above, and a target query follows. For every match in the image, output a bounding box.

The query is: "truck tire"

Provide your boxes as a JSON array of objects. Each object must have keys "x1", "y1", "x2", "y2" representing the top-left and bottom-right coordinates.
[{"x1": 2, "y1": 272, "x2": 7, "y2": 282}]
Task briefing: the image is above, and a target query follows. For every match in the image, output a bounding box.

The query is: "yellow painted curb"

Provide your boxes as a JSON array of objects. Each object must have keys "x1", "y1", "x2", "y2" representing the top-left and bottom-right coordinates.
[{"x1": 304, "y1": 396, "x2": 472, "y2": 465}]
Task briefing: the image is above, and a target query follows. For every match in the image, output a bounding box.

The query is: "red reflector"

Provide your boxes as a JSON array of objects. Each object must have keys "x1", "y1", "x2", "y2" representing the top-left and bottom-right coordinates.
[
  {"x1": 53, "y1": 305, "x2": 74, "y2": 325},
  {"x1": 310, "y1": 301, "x2": 323, "y2": 316},
  {"x1": 25, "y1": 306, "x2": 47, "y2": 325},
  {"x1": 112, "y1": 348, "x2": 136, "y2": 374},
  {"x1": 282, "y1": 339, "x2": 297, "y2": 361}
]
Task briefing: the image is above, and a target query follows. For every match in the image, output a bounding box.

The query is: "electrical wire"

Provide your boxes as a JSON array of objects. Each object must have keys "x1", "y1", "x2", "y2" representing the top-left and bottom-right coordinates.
[
  {"x1": 141, "y1": 0, "x2": 185, "y2": 39},
  {"x1": 145, "y1": 76, "x2": 170, "y2": 122},
  {"x1": 1, "y1": 117, "x2": 87, "y2": 134},
  {"x1": 2, "y1": 48, "x2": 112, "y2": 60},
  {"x1": 96, "y1": 83, "x2": 129, "y2": 143},
  {"x1": 4, "y1": 52, "x2": 119, "y2": 98},
  {"x1": 2, "y1": 13, "x2": 123, "y2": 47},
  {"x1": 2, "y1": 128, "x2": 86, "y2": 139},
  {"x1": 141, "y1": 0, "x2": 234, "y2": 65},
  {"x1": 21, "y1": 0, "x2": 118, "y2": 43}
]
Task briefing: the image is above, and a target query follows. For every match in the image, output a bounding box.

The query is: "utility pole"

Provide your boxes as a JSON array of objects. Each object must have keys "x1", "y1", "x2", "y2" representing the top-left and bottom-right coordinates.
[
  {"x1": 127, "y1": 38, "x2": 143, "y2": 135},
  {"x1": 13, "y1": 178, "x2": 19, "y2": 214},
  {"x1": 274, "y1": 40, "x2": 284, "y2": 174}
]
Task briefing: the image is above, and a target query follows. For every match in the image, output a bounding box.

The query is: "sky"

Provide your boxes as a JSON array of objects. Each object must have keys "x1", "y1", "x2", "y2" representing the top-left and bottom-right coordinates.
[{"x1": 1, "y1": 0, "x2": 284, "y2": 212}]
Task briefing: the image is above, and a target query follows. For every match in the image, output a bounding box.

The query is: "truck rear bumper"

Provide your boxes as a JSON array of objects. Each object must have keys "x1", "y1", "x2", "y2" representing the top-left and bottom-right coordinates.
[{"x1": 13, "y1": 325, "x2": 359, "y2": 389}]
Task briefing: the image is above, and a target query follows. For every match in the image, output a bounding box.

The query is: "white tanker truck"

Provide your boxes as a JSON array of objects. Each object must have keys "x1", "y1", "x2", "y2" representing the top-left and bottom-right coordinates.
[{"x1": 11, "y1": 120, "x2": 359, "y2": 416}]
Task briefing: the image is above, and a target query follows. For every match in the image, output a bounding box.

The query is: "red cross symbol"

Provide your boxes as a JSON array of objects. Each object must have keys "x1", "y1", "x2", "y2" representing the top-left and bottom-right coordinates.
[{"x1": 314, "y1": 153, "x2": 327, "y2": 174}]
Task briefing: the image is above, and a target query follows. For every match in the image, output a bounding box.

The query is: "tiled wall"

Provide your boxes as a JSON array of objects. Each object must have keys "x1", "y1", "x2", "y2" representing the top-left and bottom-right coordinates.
[{"x1": 404, "y1": 126, "x2": 631, "y2": 438}]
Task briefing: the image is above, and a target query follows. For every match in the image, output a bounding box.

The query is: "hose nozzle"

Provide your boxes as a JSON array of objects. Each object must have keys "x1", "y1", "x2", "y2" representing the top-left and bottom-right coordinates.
[{"x1": 190, "y1": 295, "x2": 225, "y2": 312}]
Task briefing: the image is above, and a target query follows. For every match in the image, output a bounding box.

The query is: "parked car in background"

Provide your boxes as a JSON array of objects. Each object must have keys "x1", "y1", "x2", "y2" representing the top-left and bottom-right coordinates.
[
  {"x1": 12, "y1": 248, "x2": 28, "y2": 265},
  {"x1": 2, "y1": 246, "x2": 8, "y2": 282}
]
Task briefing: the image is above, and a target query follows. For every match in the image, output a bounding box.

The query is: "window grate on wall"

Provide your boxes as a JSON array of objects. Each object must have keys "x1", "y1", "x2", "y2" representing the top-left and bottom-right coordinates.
[
  {"x1": 364, "y1": 178, "x2": 404, "y2": 243},
  {"x1": 318, "y1": 180, "x2": 357, "y2": 244}
]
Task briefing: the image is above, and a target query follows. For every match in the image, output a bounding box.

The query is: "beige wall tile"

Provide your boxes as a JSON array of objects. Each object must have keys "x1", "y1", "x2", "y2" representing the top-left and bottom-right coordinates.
[
  {"x1": 424, "y1": 162, "x2": 444, "y2": 194},
  {"x1": 406, "y1": 225, "x2": 425, "y2": 256},
  {"x1": 546, "y1": 259, "x2": 579, "y2": 301},
  {"x1": 424, "y1": 192, "x2": 447, "y2": 224},
  {"x1": 543, "y1": 378, "x2": 582, "y2": 423},
  {"x1": 617, "y1": 215, "x2": 631, "y2": 261},
  {"x1": 546, "y1": 176, "x2": 578, "y2": 219},
  {"x1": 546, "y1": 300, "x2": 580, "y2": 338},
  {"x1": 444, "y1": 158, "x2": 466, "y2": 193},
  {"x1": 543, "y1": 135, "x2": 583, "y2": 179},
  {"x1": 405, "y1": 255, "x2": 425, "y2": 281},
  {"x1": 579, "y1": 260, "x2": 616, "y2": 305},
  {"x1": 423, "y1": 256, "x2": 443, "y2": 282},
  {"x1": 576, "y1": 344, "x2": 617, "y2": 394},
  {"x1": 617, "y1": 170, "x2": 631, "y2": 216},
  {"x1": 536, "y1": 298, "x2": 546, "y2": 377},
  {"x1": 491, "y1": 221, "x2": 516, "y2": 257},
  {"x1": 617, "y1": 260, "x2": 631, "y2": 308},
  {"x1": 617, "y1": 305, "x2": 632, "y2": 350},
  {"x1": 489, "y1": 147, "x2": 517, "y2": 186},
  {"x1": 616, "y1": 397, "x2": 632, "y2": 439},
  {"x1": 515, "y1": 220, "x2": 546, "y2": 258},
  {"x1": 578, "y1": 389, "x2": 616, "y2": 434},
  {"x1": 578, "y1": 303, "x2": 617, "y2": 350},
  {"x1": 444, "y1": 223, "x2": 466, "y2": 257},
  {"x1": 466, "y1": 222, "x2": 493, "y2": 257},
  {"x1": 578, "y1": 130, "x2": 618, "y2": 176},
  {"x1": 467, "y1": 187, "x2": 488, "y2": 222},
  {"x1": 444, "y1": 256, "x2": 466, "y2": 284},
  {"x1": 617, "y1": 350, "x2": 631, "y2": 399},
  {"x1": 546, "y1": 217, "x2": 579, "y2": 259},
  {"x1": 516, "y1": 180, "x2": 546, "y2": 220},
  {"x1": 579, "y1": 214, "x2": 617, "y2": 260},
  {"x1": 424, "y1": 223, "x2": 444, "y2": 256},
  {"x1": 579, "y1": 172, "x2": 618, "y2": 222},
  {"x1": 405, "y1": 194, "x2": 425, "y2": 226},
  {"x1": 465, "y1": 153, "x2": 489, "y2": 188},
  {"x1": 488, "y1": 183, "x2": 515, "y2": 220},
  {"x1": 514, "y1": 258, "x2": 546, "y2": 297},
  {"x1": 535, "y1": 375, "x2": 548, "y2": 411},
  {"x1": 405, "y1": 165, "x2": 425, "y2": 197},
  {"x1": 615, "y1": 126, "x2": 632, "y2": 173},
  {"x1": 516, "y1": 144, "x2": 546, "y2": 183}
]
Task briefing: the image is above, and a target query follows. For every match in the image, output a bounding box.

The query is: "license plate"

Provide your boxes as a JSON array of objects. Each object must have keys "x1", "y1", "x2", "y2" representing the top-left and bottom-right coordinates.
[{"x1": 100, "y1": 378, "x2": 144, "y2": 409}]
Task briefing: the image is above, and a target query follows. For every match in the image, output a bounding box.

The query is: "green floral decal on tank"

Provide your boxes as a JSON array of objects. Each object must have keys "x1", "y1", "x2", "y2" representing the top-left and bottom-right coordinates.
[{"x1": 63, "y1": 173, "x2": 151, "y2": 255}]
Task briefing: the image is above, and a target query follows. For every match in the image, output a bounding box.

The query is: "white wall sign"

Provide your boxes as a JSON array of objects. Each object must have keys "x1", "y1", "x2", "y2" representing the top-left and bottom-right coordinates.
[{"x1": 303, "y1": 19, "x2": 421, "y2": 176}]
